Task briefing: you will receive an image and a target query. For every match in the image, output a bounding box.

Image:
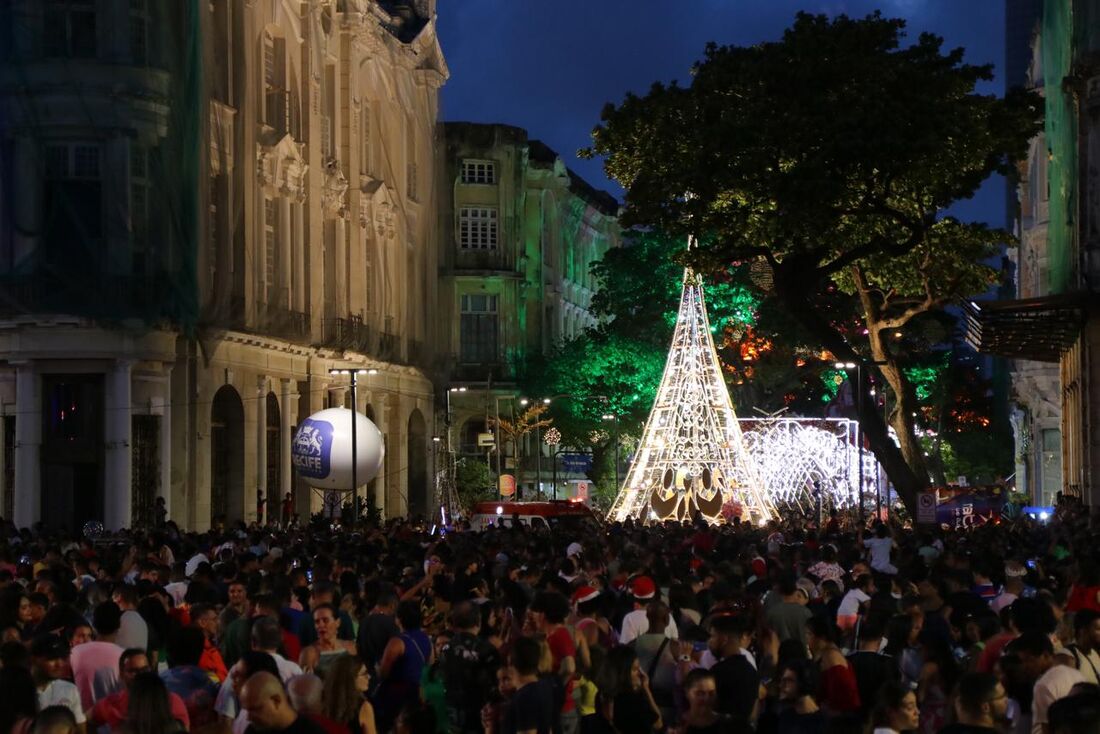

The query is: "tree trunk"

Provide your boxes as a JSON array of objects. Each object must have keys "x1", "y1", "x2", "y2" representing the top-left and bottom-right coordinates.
[{"x1": 773, "y1": 266, "x2": 929, "y2": 514}]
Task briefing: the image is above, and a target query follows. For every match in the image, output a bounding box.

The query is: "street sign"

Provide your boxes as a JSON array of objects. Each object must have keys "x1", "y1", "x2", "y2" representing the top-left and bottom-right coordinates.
[
  {"x1": 574, "y1": 481, "x2": 589, "y2": 501},
  {"x1": 917, "y1": 491, "x2": 936, "y2": 524},
  {"x1": 478, "y1": 432, "x2": 495, "y2": 448}
]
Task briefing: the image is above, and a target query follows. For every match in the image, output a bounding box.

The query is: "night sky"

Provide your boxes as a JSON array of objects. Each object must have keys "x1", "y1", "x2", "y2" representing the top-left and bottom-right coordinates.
[{"x1": 437, "y1": 0, "x2": 1010, "y2": 227}]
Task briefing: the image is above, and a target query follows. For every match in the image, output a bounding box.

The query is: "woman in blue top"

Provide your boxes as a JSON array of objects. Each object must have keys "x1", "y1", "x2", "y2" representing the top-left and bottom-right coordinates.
[{"x1": 374, "y1": 600, "x2": 431, "y2": 733}]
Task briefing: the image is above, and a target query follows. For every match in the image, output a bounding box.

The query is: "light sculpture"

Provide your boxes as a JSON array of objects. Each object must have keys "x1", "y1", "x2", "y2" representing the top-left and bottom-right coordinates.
[{"x1": 607, "y1": 263, "x2": 775, "y2": 525}]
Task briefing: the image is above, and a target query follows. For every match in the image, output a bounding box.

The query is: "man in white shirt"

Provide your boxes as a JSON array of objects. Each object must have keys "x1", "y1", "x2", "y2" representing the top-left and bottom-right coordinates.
[
  {"x1": 32, "y1": 634, "x2": 87, "y2": 734},
  {"x1": 1064, "y1": 609, "x2": 1100, "y2": 685},
  {"x1": 619, "y1": 576, "x2": 678, "y2": 645},
  {"x1": 1008, "y1": 631, "x2": 1085, "y2": 734},
  {"x1": 860, "y1": 524, "x2": 898, "y2": 575},
  {"x1": 837, "y1": 574, "x2": 875, "y2": 633},
  {"x1": 215, "y1": 616, "x2": 302, "y2": 723}
]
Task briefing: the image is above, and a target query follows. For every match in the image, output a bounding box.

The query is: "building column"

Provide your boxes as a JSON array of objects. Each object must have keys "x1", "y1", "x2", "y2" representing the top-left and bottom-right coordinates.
[
  {"x1": 387, "y1": 394, "x2": 408, "y2": 518},
  {"x1": 104, "y1": 360, "x2": 133, "y2": 530},
  {"x1": 12, "y1": 362, "x2": 41, "y2": 529},
  {"x1": 159, "y1": 365, "x2": 173, "y2": 519},
  {"x1": 373, "y1": 395, "x2": 387, "y2": 520},
  {"x1": 280, "y1": 378, "x2": 297, "y2": 501},
  {"x1": 255, "y1": 377, "x2": 267, "y2": 523}
]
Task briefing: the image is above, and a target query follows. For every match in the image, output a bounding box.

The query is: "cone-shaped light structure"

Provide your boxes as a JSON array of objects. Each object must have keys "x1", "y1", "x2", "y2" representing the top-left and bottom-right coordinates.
[{"x1": 607, "y1": 264, "x2": 775, "y2": 525}]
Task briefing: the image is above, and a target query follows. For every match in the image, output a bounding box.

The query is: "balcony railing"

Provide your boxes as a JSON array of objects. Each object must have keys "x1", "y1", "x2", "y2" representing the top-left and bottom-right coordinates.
[
  {"x1": 256, "y1": 300, "x2": 309, "y2": 341},
  {"x1": 321, "y1": 315, "x2": 375, "y2": 352}
]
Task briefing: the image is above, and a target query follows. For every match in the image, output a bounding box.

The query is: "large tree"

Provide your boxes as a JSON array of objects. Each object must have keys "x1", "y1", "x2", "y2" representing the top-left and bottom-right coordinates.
[{"x1": 583, "y1": 12, "x2": 1041, "y2": 512}]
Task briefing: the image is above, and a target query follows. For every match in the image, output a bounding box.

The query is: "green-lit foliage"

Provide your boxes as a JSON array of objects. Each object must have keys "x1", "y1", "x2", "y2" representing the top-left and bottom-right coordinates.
[
  {"x1": 581, "y1": 11, "x2": 1041, "y2": 511},
  {"x1": 454, "y1": 457, "x2": 496, "y2": 511}
]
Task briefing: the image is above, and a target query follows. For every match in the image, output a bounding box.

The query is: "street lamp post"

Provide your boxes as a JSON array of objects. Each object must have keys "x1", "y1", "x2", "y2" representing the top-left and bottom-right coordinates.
[
  {"x1": 835, "y1": 362, "x2": 864, "y2": 526},
  {"x1": 602, "y1": 413, "x2": 620, "y2": 489},
  {"x1": 329, "y1": 367, "x2": 378, "y2": 524}
]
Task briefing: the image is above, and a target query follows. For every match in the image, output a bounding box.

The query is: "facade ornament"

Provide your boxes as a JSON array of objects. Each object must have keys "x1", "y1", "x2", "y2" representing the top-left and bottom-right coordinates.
[
  {"x1": 257, "y1": 137, "x2": 309, "y2": 201},
  {"x1": 322, "y1": 158, "x2": 349, "y2": 218}
]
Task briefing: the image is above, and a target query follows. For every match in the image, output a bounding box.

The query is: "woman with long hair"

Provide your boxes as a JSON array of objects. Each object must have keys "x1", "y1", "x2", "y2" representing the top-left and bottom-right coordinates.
[
  {"x1": 374, "y1": 601, "x2": 431, "y2": 734},
  {"x1": 756, "y1": 659, "x2": 827, "y2": 734},
  {"x1": 322, "y1": 655, "x2": 376, "y2": 734},
  {"x1": 869, "y1": 681, "x2": 919, "y2": 734},
  {"x1": 599, "y1": 646, "x2": 662, "y2": 733},
  {"x1": 0, "y1": 666, "x2": 38, "y2": 734},
  {"x1": 119, "y1": 673, "x2": 185, "y2": 734},
  {"x1": 915, "y1": 634, "x2": 960, "y2": 734}
]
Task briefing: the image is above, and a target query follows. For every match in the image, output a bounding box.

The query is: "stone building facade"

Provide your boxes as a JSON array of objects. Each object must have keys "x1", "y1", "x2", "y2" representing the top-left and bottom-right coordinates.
[
  {"x1": 439, "y1": 124, "x2": 620, "y2": 496},
  {"x1": 0, "y1": 0, "x2": 446, "y2": 531}
]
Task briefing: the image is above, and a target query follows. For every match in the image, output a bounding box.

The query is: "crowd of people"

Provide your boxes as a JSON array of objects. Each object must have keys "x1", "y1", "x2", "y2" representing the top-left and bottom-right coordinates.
[{"x1": 0, "y1": 500, "x2": 1098, "y2": 734}]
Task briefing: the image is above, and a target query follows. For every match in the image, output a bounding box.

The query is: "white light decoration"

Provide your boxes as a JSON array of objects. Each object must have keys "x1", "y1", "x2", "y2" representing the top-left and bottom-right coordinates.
[
  {"x1": 738, "y1": 417, "x2": 880, "y2": 512},
  {"x1": 607, "y1": 262, "x2": 775, "y2": 525}
]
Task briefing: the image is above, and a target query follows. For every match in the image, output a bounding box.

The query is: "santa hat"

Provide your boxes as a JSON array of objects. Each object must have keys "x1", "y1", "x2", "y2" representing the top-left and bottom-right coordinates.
[
  {"x1": 572, "y1": 586, "x2": 600, "y2": 605},
  {"x1": 630, "y1": 576, "x2": 656, "y2": 600}
]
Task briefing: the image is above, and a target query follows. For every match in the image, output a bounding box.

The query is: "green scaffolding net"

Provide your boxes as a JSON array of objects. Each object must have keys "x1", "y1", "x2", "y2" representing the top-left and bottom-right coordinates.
[{"x1": 0, "y1": 0, "x2": 201, "y2": 331}]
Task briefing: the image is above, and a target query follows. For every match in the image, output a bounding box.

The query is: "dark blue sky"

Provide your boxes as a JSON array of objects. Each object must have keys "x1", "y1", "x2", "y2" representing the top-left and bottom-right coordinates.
[{"x1": 437, "y1": 0, "x2": 1010, "y2": 226}]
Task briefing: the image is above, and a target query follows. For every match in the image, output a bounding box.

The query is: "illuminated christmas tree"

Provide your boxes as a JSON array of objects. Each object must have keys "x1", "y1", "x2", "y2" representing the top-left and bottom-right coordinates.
[{"x1": 607, "y1": 266, "x2": 775, "y2": 525}]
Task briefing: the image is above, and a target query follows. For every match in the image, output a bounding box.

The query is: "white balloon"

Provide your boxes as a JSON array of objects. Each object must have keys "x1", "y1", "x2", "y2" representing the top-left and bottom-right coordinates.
[{"x1": 291, "y1": 408, "x2": 385, "y2": 490}]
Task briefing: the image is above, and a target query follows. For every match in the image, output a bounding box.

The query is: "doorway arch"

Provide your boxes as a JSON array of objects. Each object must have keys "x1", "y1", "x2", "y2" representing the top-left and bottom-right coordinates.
[
  {"x1": 407, "y1": 409, "x2": 428, "y2": 519},
  {"x1": 210, "y1": 385, "x2": 244, "y2": 527}
]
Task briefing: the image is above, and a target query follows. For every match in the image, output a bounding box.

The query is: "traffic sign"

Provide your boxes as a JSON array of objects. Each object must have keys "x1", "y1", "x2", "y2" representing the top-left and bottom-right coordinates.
[{"x1": 917, "y1": 491, "x2": 936, "y2": 524}]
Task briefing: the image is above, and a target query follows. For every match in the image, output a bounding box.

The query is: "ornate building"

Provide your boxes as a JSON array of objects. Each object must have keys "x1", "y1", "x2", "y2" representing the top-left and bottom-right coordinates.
[
  {"x1": 439, "y1": 124, "x2": 620, "y2": 496},
  {"x1": 973, "y1": 0, "x2": 1100, "y2": 505},
  {"x1": 0, "y1": 0, "x2": 447, "y2": 530}
]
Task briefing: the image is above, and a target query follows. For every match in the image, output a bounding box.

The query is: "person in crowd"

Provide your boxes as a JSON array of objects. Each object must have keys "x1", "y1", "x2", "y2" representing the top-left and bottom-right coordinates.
[
  {"x1": 860, "y1": 523, "x2": 899, "y2": 576},
  {"x1": 286, "y1": 675, "x2": 348, "y2": 734},
  {"x1": 763, "y1": 573, "x2": 812, "y2": 646},
  {"x1": 869, "y1": 680, "x2": 920, "y2": 734},
  {"x1": 216, "y1": 650, "x2": 282, "y2": 734},
  {"x1": 1064, "y1": 608, "x2": 1100, "y2": 684},
  {"x1": 0, "y1": 666, "x2": 39, "y2": 734},
  {"x1": 1007, "y1": 631, "x2": 1085, "y2": 734},
  {"x1": 296, "y1": 585, "x2": 355, "y2": 650},
  {"x1": 355, "y1": 592, "x2": 398, "y2": 678},
  {"x1": 706, "y1": 613, "x2": 760, "y2": 723},
  {"x1": 32, "y1": 707, "x2": 78, "y2": 734},
  {"x1": 160, "y1": 626, "x2": 220, "y2": 731},
  {"x1": 239, "y1": 672, "x2": 325, "y2": 734},
  {"x1": 118, "y1": 673, "x2": 186, "y2": 734},
  {"x1": 938, "y1": 671, "x2": 1009, "y2": 734},
  {"x1": 804, "y1": 616, "x2": 860, "y2": 716},
  {"x1": 632, "y1": 601, "x2": 678, "y2": 723},
  {"x1": 319, "y1": 656, "x2": 374, "y2": 734},
  {"x1": 437, "y1": 601, "x2": 499, "y2": 733},
  {"x1": 70, "y1": 602, "x2": 125, "y2": 711},
  {"x1": 500, "y1": 637, "x2": 557, "y2": 734},
  {"x1": 29, "y1": 636, "x2": 84, "y2": 734},
  {"x1": 619, "y1": 577, "x2": 677, "y2": 644},
  {"x1": 190, "y1": 603, "x2": 229, "y2": 682},
  {"x1": 757, "y1": 658, "x2": 827, "y2": 734},
  {"x1": 836, "y1": 574, "x2": 875, "y2": 635},
  {"x1": 602, "y1": 646, "x2": 662, "y2": 733},
  {"x1": 672, "y1": 668, "x2": 739, "y2": 734},
  {"x1": 528, "y1": 591, "x2": 581, "y2": 734},
  {"x1": 373, "y1": 601, "x2": 430, "y2": 733},
  {"x1": 846, "y1": 616, "x2": 898, "y2": 723},
  {"x1": 220, "y1": 582, "x2": 250, "y2": 639},
  {"x1": 299, "y1": 604, "x2": 356, "y2": 678},
  {"x1": 112, "y1": 587, "x2": 149, "y2": 654},
  {"x1": 88, "y1": 648, "x2": 190, "y2": 733}
]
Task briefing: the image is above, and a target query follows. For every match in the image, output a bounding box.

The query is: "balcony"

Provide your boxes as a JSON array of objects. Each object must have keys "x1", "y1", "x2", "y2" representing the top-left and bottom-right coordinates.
[
  {"x1": 255, "y1": 300, "x2": 309, "y2": 342},
  {"x1": 321, "y1": 315, "x2": 374, "y2": 353}
]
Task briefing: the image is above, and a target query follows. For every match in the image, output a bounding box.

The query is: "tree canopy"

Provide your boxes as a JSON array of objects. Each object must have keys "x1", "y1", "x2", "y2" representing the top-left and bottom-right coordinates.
[{"x1": 582, "y1": 12, "x2": 1042, "y2": 512}]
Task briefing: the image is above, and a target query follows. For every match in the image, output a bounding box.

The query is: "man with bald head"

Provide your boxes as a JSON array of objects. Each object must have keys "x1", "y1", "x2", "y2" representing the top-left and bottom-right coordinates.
[
  {"x1": 286, "y1": 675, "x2": 349, "y2": 734},
  {"x1": 239, "y1": 672, "x2": 326, "y2": 734}
]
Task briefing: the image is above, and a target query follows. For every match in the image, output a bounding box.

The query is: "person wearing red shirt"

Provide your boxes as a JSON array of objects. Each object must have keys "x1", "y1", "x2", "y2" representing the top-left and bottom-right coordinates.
[
  {"x1": 88, "y1": 649, "x2": 191, "y2": 732},
  {"x1": 529, "y1": 591, "x2": 579, "y2": 734},
  {"x1": 193, "y1": 603, "x2": 230, "y2": 682}
]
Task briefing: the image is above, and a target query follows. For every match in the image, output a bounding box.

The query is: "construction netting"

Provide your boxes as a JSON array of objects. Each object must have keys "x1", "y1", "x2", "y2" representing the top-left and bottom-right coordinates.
[
  {"x1": 1042, "y1": 0, "x2": 1075, "y2": 294},
  {"x1": 0, "y1": 0, "x2": 201, "y2": 331}
]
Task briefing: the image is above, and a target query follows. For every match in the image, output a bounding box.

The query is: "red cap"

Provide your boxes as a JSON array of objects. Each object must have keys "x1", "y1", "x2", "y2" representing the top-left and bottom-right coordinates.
[
  {"x1": 572, "y1": 586, "x2": 600, "y2": 605},
  {"x1": 630, "y1": 576, "x2": 656, "y2": 600}
]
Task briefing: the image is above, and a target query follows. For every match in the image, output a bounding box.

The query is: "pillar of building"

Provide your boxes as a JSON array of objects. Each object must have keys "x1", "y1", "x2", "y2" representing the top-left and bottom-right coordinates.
[
  {"x1": 12, "y1": 362, "x2": 41, "y2": 529},
  {"x1": 104, "y1": 360, "x2": 133, "y2": 530},
  {"x1": 255, "y1": 377, "x2": 267, "y2": 523},
  {"x1": 158, "y1": 365, "x2": 173, "y2": 519},
  {"x1": 280, "y1": 378, "x2": 297, "y2": 504},
  {"x1": 387, "y1": 394, "x2": 408, "y2": 517},
  {"x1": 373, "y1": 394, "x2": 388, "y2": 519}
]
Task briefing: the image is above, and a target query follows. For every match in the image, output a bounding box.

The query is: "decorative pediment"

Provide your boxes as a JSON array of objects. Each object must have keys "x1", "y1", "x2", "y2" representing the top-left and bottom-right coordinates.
[
  {"x1": 360, "y1": 177, "x2": 398, "y2": 238},
  {"x1": 256, "y1": 135, "x2": 309, "y2": 202},
  {"x1": 322, "y1": 158, "x2": 350, "y2": 218}
]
